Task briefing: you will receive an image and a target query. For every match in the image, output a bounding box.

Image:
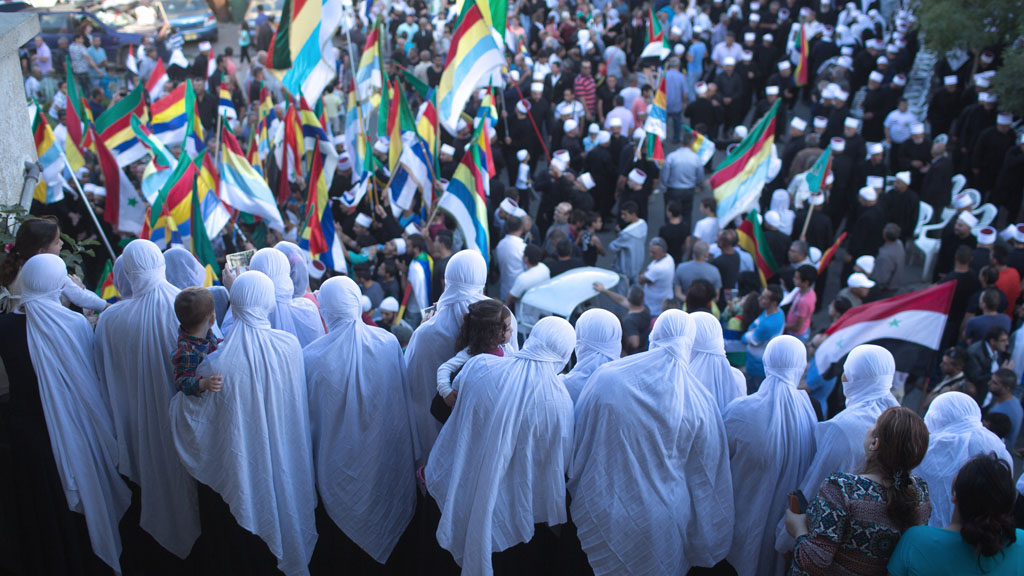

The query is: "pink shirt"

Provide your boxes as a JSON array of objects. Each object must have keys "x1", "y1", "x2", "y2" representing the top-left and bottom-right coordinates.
[{"x1": 786, "y1": 289, "x2": 816, "y2": 336}]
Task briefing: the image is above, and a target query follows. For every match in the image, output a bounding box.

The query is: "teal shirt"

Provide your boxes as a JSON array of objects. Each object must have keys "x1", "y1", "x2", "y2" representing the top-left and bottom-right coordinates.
[{"x1": 888, "y1": 526, "x2": 1024, "y2": 576}]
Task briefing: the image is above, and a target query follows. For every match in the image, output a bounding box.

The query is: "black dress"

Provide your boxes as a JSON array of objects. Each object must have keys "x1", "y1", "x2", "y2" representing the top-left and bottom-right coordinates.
[{"x1": 0, "y1": 313, "x2": 112, "y2": 576}]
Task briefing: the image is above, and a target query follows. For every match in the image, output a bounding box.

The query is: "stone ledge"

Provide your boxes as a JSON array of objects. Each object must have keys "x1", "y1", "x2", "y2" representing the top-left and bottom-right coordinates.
[{"x1": 0, "y1": 12, "x2": 40, "y2": 54}]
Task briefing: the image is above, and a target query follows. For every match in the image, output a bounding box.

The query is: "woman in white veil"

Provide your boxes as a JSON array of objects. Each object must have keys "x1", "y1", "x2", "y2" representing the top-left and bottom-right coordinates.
[
  {"x1": 560, "y1": 308, "x2": 621, "y2": 403},
  {"x1": 689, "y1": 311, "x2": 746, "y2": 411},
  {"x1": 770, "y1": 189, "x2": 795, "y2": 236},
  {"x1": 916, "y1": 391, "x2": 1012, "y2": 528},
  {"x1": 724, "y1": 334, "x2": 817, "y2": 576}
]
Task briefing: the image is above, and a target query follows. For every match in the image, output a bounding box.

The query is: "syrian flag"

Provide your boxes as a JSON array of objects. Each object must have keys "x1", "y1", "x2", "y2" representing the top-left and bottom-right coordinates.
[
  {"x1": 814, "y1": 281, "x2": 956, "y2": 377},
  {"x1": 145, "y1": 58, "x2": 169, "y2": 100},
  {"x1": 125, "y1": 45, "x2": 138, "y2": 75}
]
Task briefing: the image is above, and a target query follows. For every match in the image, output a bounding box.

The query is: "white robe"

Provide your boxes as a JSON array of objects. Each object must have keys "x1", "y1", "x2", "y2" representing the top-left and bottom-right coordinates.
[
  {"x1": 163, "y1": 246, "x2": 206, "y2": 289},
  {"x1": 94, "y1": 239, "x2": 200, "y2": 558},
  {"x1": 274, "y1": 241, "x2": 312, "y2": 298},
  {"x1": 916, "y1": 392, "x2": 1012, "y2": 528},
  {"x1": 170, "y1": 271, "x2": 318, "y2": 576},
  {"x1": 223, "y1": 248, "x2": 324, "y2": 346},
  {"x1": 724, "y1": 335, "x2": 817, "y2": 576},
  {"x1": 20, "y1": 254, "x2": 131, "y2": 574},
  {"x1": 689, "y1": 311, "x2": 746, "y2": 412},
  {"x1": 570, "y1": 310, "x2": 735, "y2": 575},
  {"x1": 404, "y1": 250, "x2": 517, "y2": 460},
  {"x1": 425, "y1": 317, "x2": 575, "y2": 576},
  {"x1": 302, "y1": 276, "x2": 417, "y2": 563},
  {"x1": 560, "y1": 308, "x2": 621, "y2": 403}
]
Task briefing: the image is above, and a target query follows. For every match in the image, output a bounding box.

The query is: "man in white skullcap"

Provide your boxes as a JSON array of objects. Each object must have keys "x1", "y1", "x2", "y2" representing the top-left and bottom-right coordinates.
[
  {"x1": 170, "y1": 271, "x2": 317, "y2": 575},
  {"x1": 934, "y1": 208, "x2": 979, "y2": 280},
  {"x1": 569, "y1": 310, "x2": 734, "y2": 575},
  {"x1": 303, "y1": 276, "x2": 418, "y2": 567},
  {"x1": 426, "y1": 317, "x2": 575, "y2": 575},
  {"x1": 973, "y1": 112, "x2": 1017, "y2": 195},
  {"x1": 725, "y1": 335, "x2": 817, "y2": 576},
  {"x1": 94, "y1": 239, "x2": 200, "y2": 564},
  {"x1": 928, "y1": 74, "x2": 961, "y2": 137},
  {"x1": 885, "y1": 171, "x2": 919, "y2": 243}
]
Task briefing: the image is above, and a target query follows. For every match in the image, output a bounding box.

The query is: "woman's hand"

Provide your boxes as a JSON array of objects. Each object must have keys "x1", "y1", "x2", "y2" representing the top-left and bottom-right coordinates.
[{"x1": 785, "y1": 508, "x2": 810, "y2": 539}]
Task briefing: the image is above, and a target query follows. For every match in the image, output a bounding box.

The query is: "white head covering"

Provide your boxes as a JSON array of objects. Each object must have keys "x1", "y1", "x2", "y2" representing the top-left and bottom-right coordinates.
[
  {"x1": 163, "y1": 247, "x2": 206, "y2": 289},
  {"x1": 724, "y1": 335, "x2": 816, "y2": 576},
  {"x1": 570, "y1": 310, "x2": 735, "y2": 575},
  {"x1": 560, "y1": 309, "x2": 621, "y2": 403},
  {"x1": 404, "y1": 250, "x2": 518, "y2": 459},
  {"x1": 689, "y1": 312, "x2": 746, "y2": 412},
  {"x1": 170, "y1": 271, "x2": 317, "y2": 575},
  {"x1": 303, "y1": 276, "x2": 417, "y2": 562},
  {"x1": 224, "y1": 248, "x2": 324, "y2": 346},
  {"x1": 426, "y1": 316, "x2": 575, "y2": 575},
  {"x1": 20, "y1": 254, "x2": 131, "y2": 572},
  {"x1": 274, "y1": 241, "x2": 311, "y2": 298},
  {"x1": 94, "y1": 239, "x2": 200, "y2": 558},
  {"x1": 917, "y1": 392, "x2": 1012, "y2": 528},
  {"x1": 112, "y1": 256, "x2": 132, "y2": 298},
  {"x1": 770, "y1": 189, "x2": 795, "y2": 236}
]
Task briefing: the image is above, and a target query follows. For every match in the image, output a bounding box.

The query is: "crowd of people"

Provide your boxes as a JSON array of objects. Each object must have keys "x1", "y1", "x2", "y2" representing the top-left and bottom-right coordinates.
[{"x1": 5, "y1": 0, "x2": 1024, "y2": 574}]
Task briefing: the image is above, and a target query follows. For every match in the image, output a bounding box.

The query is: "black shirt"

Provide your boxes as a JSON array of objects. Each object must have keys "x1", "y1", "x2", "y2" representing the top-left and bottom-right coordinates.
[
  {"x1": 713, "y1": 252, "x2": 741, "y2": 290},
  {"x1": 658, "y1": 221, "x2": 690, "y2": 263},
  {"x1": 622, "y1": 307, "x2": 652, "y2": 354}
]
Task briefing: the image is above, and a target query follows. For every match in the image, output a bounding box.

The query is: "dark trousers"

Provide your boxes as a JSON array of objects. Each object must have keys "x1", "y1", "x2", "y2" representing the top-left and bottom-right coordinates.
[{"x1": 666, "y1": 187, "x2": 696, "y2": 231}]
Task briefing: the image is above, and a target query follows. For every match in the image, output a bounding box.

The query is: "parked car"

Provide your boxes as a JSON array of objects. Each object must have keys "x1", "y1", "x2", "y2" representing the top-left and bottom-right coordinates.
[
  {"x1": 244, "y1": 0, "x2": 285, "y2": 29},
  {"x1": 35, "y1": 8, "x2": 145, "y2": 65},
  {"x1": 161, "y1": 0, "x2": 217, "y2": 43},
  {"x1": 518, "y1": 267, "x2": 621, "y2": 335}
]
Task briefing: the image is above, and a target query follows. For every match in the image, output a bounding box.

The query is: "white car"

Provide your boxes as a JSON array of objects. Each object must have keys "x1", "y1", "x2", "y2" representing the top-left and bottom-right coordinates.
[{"x1": 518, "y1": 267, "x2": 620, "y2": 335}]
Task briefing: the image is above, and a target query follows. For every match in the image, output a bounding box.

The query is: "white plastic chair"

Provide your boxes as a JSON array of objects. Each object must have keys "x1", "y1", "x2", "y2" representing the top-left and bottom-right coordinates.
[
  {"x1": 974, "y1": 203, "x2": 997, "y2": 229},
  {"x1": 914, "y1": 202, "x2": 933, "y2": 237},
  {"x1": 941, "y1": 186, "x2": 983, "y2": 223},
  {"x1": 966, "y1": 189, "x2": 982, "y2": 210},
  {"x1": 950, "y1": 174, "x2": 967, "y2": 198}
]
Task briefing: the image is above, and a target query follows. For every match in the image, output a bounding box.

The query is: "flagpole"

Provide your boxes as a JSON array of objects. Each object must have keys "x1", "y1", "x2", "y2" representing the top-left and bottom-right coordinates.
[
  {"x1": 799, "y1": 200, "x2": 814, "y2": 241},
  {"x1": 510, "y1": 80, "x2": 550, "y2": 162},
  {"x1": 58, "y1": 149, "x2": 117, "y2": 260}
]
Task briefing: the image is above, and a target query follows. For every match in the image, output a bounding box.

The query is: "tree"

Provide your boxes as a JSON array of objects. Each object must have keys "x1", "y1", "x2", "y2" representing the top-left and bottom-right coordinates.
[{"x1": 918, "y1": 0, "x2": 1024, "y2": 115}]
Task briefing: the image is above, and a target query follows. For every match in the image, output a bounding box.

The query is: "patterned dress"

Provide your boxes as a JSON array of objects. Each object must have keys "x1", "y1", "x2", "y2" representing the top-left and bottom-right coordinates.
[{"x1": 791, "y1": 472, "x2": 931, "y2": 576}]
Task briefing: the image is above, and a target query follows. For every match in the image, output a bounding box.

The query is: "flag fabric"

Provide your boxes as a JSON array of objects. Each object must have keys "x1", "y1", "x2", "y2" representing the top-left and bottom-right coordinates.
[
  {"x1": 30, "y1": 101, "x2": 66, "y2": 204},
  {"x1": 95, "y1": 82, "x2": 150, "y2": 167},
  {"x1": 340, "y1": 173, "x2": 370, "y2": 208},
  {"x1": 795, "y1": 24, "x2": 809, "y2": 87},
  {"x1": 355, "y1": 24, "x2": 382, "y2": 102},
  {"x1": 344, "y1": 78, "x2": 366, "y2": 179},
  {"x1": 142, "y1": 204, "x2": 184, "y2": 249},
  {"x1": 190, "y1": 173, "x2": 219, "y2": 287},
  {"x1": 386, "y1": 79, "x2": 417, "y2": 173},
  {"x1": 95, "y1": 259, "x2": 121, "y2": 301},
  {"x1": 685, "y1": 125, "x2": 716, "y2": 165},
  {"x1": 711, "y1": 100, "x2": 780, "y2": 226},
  {"x1": 95, "y1": 127, "x2": 146, "y2": 235},
  {"x1": 275, "y1": 100, "x2": 305, "y2": 202},
  {"x1": 219, "y1": 127, "x2": 285, "y2": 231},
  {"x1": 397, "y1": 64, "x2": 430, "y2": 100},
  {"x1": 736, "y1": 209, "x2": 778, "y2": 287},
  {"x1": 641, "y1": 6, "x2": 671, "y2": 60},
  {"x1": 205, "y1": 44, "x2": 216, "y2": 80},
  {"x1": 298, "y1": 97, "x2": 338, "y2": 183},
  {"x1": 218, "y1": 85, "x2": 237, "y2": 120},
  {"x1": 817, "y1": 232, "x2": 846, "y2": 275},
  {"x1": 196, "y1": 152, "x2": 230, "y2": 238},
  {"x1": 64, "y1": 59, "x2": 91, "y2": 155},
  {"x1": 130, "y1": 115, "x2": 175, "y2": 203},
  {"x1": 151, "y1": 82, "x2": 188, "y2": 146},
  {"x1": 125, "y1": 45, "x2": 138, "y2": 75},
  {"x1": 398, "y1": 131, "x2": 433, "y2": 202},
  {"x1": 806, "y1": 144, "x2": 832, "y2": 197},
  {"x1": 647, "y1": 133, "x2": 665, "y2": 164},
  {"x1": 145, "y1": 58, "x2": 169, "y2": 100},
  {"x1": 643, "y1": 75, "x2": 668, "y2": 139},
  {"x1": 268, "y1": 0, "x2": 342, "y2": 103},
  {"x1": 454, "y1": 0, "x2": 506, "y2": 39},
  {"x1": 299, "y1": 139, "x2": 340, "y2": 271},
  {"x1": 148, "y1": 153, "x2": 229, "y2": 247},
  {"x1": 416, "y1": 98, "x2": 438, "y2": 160},
  {"x1": 184, "y1": 80, "x2": 206, "y2": 156},
  {"x1": 437, "y1": 1, "x2": 506, "y2": 133},
  {"x1": 438, "y1": 140, "x2": 490, "y2": 266},
  {"x1": 814, "y1": 282, "x2": 956, "y2": 376}
]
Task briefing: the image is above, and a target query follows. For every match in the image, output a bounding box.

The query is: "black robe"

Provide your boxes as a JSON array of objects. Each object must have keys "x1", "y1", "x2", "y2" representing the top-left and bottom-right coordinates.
[
  {"x1": 927, "y1": 88, "x2": 963, "y2": 138},
  {"x1": 992, "y1": 145, "x2": 1024, "y2": 219},
  {"x1": 935, "y1": 219, "x2": 977, "y2": 281},
  {"x1": 972, "y1": 127, "x2": 1016, "y2": 194},
  {"x1": 882, "y1": 188, "x2": 920, "y2": 242},
  {"x1": 846, "y1": 203, "x2": 885, "y2": 258},
  {"x1": 921, "y1": 154, "x2": 954, "y2": 217},
  {"x1": 792, "y1": 208, "x2": 835, "y2": 252},
  {"x1": 584, "y1": 144, "x2": 616, "y2": 218},
  {"x1": 860, "y1": 88, "x2": 889, "y2": 142}
]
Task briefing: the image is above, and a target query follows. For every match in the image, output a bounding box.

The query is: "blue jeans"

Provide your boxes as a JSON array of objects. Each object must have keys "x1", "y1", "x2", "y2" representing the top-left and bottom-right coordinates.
[{"x1": 668, "y1": 111, "x2": 684, "y2": 144}]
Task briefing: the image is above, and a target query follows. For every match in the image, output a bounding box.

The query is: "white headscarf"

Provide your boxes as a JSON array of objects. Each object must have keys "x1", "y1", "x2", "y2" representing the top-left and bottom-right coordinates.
[
  {"x1": 570, "y1": 310, "x2": 735, "y2": 576},
  {"x1": 94, "y1": 239, "x2": 199, "y2": 558},
  {"x1": 404, "y1": 250, "x2": 518, "y2": 460},
  {"x1": 112, "y1": 256, "x2": 132, "y2": 298},
  {"x1": 724, "y1": 335, "x2": 816, "y2": 576},
  {"x1": 274, "y1": 241, "x2": 311, "y2": 298},
  {"x1": 689, "y1": 311, "x2": 746, "y2": 412},
  {"x1": 560, "y1": 308, "x2": 621, "y2": 403},
  {"x1": 916, "y1": 392, "x2": 1012, "y2": 528},
  {"x1": 163, "y1": 247, "x2": 205, "y2": 290},
  {"x1": 224, "y1": 248, "x2": 324, "y2": 346},
  {"x1": 170, "y1": 271, "x2": 317, "y2": 575},
  {"x1": 303, "y1": 276, "x2": 417, "y2": 563},
  {"x1": 426, "y1": 316, "x2": 575, "y2": 576},
  {"x1": 770, "y1": 189, "x2": 795, "y2": 236},
  {"x1": 20, "y1": 254, "x2": 131, "y2": 573}
]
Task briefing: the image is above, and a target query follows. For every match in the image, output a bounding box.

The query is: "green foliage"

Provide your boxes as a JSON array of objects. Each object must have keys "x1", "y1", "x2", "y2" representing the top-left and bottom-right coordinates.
[
  {"x1": 991, "y1": 48, "x2": 1024, "y2": 117},
  {"x1": 0, "y1": 203, "x2": 99, "y2": 278}
]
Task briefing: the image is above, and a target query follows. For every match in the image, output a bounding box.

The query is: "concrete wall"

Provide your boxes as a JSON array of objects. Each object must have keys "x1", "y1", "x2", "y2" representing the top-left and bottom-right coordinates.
[{"x1": 0, "y1": 13, "x2": 40, "y2": 207}]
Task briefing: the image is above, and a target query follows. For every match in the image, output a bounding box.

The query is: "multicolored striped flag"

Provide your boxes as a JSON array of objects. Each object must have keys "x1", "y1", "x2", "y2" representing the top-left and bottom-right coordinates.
[
  {"x1": 217, "y1": 85, "x2": 237, "y2": 120},
  {"x1": 130, "y1": 115, "x2": 175, "y2": 203},
  {"x1": 355, "y1": 22, "x2": 382, "y2": 103},
  {"x1": 737, "y1": 209, "x2": 779, "y2": 287},
  {"x1": 145, "y1": 58, "x2": 169, "y2": 100},
  {"x1": 190, "y1": 171, "x2": 219, "y2": 287},
  {"x1": 684, "y1": 125, "x2": 716, "y2": 165},
  {"x1": 437, "y1": 138, "x2": 490, "y2": 266},
  {"x1": 64, "y1": 58, "x2": 92, "y2": 169},
  {"x1": 151, "y1": 82, "x2": 187, "y2": 146},
  {"x1": 183, "y1": 80, "x2": 206, "y2": 156},
  {"x1": 795, "y1": 24, "x2": 809, "y2": 87},
  {"x1": 95, "y1": 81, "x2": 150, "y2": 167},
  {"x1": 640, "y1": 6, "x2": 671, "y2": 60},
  {"x1": 437, "y1": 0, "x2": 506, "y2": 133},
  {"x1": 95, "y1": 259, "x2": 121, "y2": 301},
  {"x1": 30, "y1": 101, "x2": 65, "y2": 204},
  {"x1": 711, "y1": 100, "x2": 780, "y2": 226},
  {"x1": 219, "y1": 126, "x2": 284, "y2": 231},
  {"x1": 817, "y1": 231, "x2": 846, "y2": 276},
  {"x1": 643, "y1": 74, "x2": 668, "y2": 139},
  {"x1": 344, "y1": 78, "x2": 366, "y2": 180},
  {"x1": 267, "y1": 0, "x2": 342, "y2": 103},
  {"x1": 94, "y1": 127, "x2": 147, "y2": 235}
]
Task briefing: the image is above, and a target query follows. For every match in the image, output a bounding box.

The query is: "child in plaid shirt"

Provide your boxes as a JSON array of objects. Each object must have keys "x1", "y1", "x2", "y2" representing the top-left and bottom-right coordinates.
[{"x1": 172, "y1": 286, "x2": 224, "y2": 395}]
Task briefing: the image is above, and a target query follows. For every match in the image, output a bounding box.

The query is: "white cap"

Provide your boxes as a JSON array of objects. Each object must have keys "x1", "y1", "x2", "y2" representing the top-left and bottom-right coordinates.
[
  {"x1": 499, "y1": 197, "x2": 519, "y2": 214},
  {"x1": 457, "y1": 117, "x2": 468, "y2": 131},
  {"x1": 1015, "y1": 224, "x2": 1024, "y2": 244},
  {"x1": 198, "y1": 41, "x2": 212, "y2": 52},
  {"x1": 766, "y1": 85, "x2": 780, "y2": 96},
  {"x1": 742, "y1": 50, "x2": 753, "y2": 62},
  {"x1": 671, "y1": 25, "x2": 682, "y2": 36},
  {"x1": 958, "y1": 211, "x2": 979, "y2": 227},
  {"x1": 892, "y1": 74, "x2": 907, "y2": 86},
  {"x1": 868, "y1": 175, "x2": 884, "y2": 190},
  {"x1": 750, "y1": 13, "x2": 761, "y2": 22},
  {"x1": 556, "y1": 102, "x2": 572, "y2": 116},
  {"x1": 844, "y1": 117, "x2": 861, "y2": 129},
  {"x1": 837, "y1": 56, "x2": 853, "y2": 70},
  {"x1": 509, "y1": 70, "x2": 520, "y2": 82},
  {"x1": 877, "y1": 56, "x2": 889, "y2": 65},
  {"x1": 943, "y1": 75, "x2": 958, "y2": 86},
  {"x1": 886, "y1": 43, "x2": 898, "y2": 53},
  {"x1": 834, "y1": 89, "x2": 849, "y2": 102},
  {"x1": 554, "y1": 149, "x2": 570, "y2": 164},
  {"x1": 814, "y1": 116, "x2": 828, "y2": 129},
  {"x1": 868, "y1": 142, "x2": 884, "y2": 155},
  {"x1": 910, "y1": 122, "x2": 925, "y2": 135},
  {"x1": 979, "y1": 92, "x2": 996, "y2": 103},
  {"x1": 632, "y1": 128, "x2": 646, "y2": 140},
  {"x1": 596, "y1": 130, "x2": 611, "y2": 144},
  {"x1": 588, "y1": 123, "x2": 600, "y2": 134},
  {"x1": 831, "y1": 137, "x2": 846, "y2": 152},
  {"x1": 855, "y1": 255, "x2": 875, "y2": 275},
  {"x1": 997, "y1": 113, "x2": 1012, "y2": 125},
  {"x1": 763, "y1": 33, "x2": 774, "y2": 41},
  {"x1": 516, "y1": 149, "x2": 528, "y2": 162},
  {"x1": 809, "y1": 192, "x2": 825, "y2": 206},
  {"x1": 516, "y1": 100, "x2": 530, "y2": 114},
  {"x1": 841, "y1": 46, "x2": 854, "y2": 56},
  {"x1": 791, "y1": 117, "x2": 807, "y2": 131},
  {"x1": 896, "y1": 171, "x2": 912, "y2": 185},
  {"x1": 308, "y1": 259, "x2": 327, "y2": 280},
  {"x1": 628, "y1": 168, "x2": 646, "y2": 185},
  {"x1": 564, "y1": 119, "x2": 578, "y2": 133},
  {"x1": 953, "y1": 192, "x2": 974, "y2": 209},
  {"x1": 859, "y1": 186, "x2": 878, "y2": 202},
  {"x1": 355, "y1": 213, "x2": 372, "y2": 227},
  {"x1": 380, "y1": 296, "x2": 400, "y2": 312},
  {"x1": 440, "y1": 143, "x2": 456, "y2": 156},
  {"x1": 551, "y1": 157, "x2": 568, "y2": 172},
  {"x1": 609, "y1": 117, "x2": 623, "y2": 128},
  {"x1": 360, "y1": 295, "x2": 371, "y2": 313},
  {"x1": 848, "y1": 272, "x2": 876, "y2": 288},
  {"x1": 809, "y1": 246, "x2": 822, "y2": 264},
  {"x1": 404, "y1": 222, "x2": 421, "y2": 237},
  {"x1": 579, "y1": 172, "x2": 596, "y2": 190},
  {"x1": 826, "y1": 173, "x2": 835, "y2": 186},
  {"x1": 392, "y1": 237, "x2": 406, "y2": 256},
  {"x1": 778, "y1": 60, "x2": 791, "y2": 71},
  {"x1": 695, "y1": 81, "x2": 708, "y2": 95},
  {"x1": 869, "y1": 70, "x2": 884, "y2": 83},
  {"x1": 734, "y1": 125, "x2": 748, "y2": 139},
  {"x1": 674, "y1": 44, "x2": 685, "y2": 56},
  {"x1": 531, "y1": 82, "x2": 544, "y2": 93},
  {"x1": 374, "y1": 137, "x2": 389, "y2": 154},
  {"x1": 981, "y1": 51, "x2": 995, "y2": 64},
  {"x1": 338, "y1": 153, "x2": 353, "y2": 171},
  {"x1": 977, "y1": 226, "x2": 997, "y2": 245},
  {"x1": 975, "y1": 76, "x2": 991, "y2": 88},
  {"x1": 723, "y1": 57, "x2": 736, "y2": 66},
  {"x1": 744, "y1": 32, "x2": 756, "y2": 42},
  {"x1": 765, "y1": 210, "x2": 782, "y2": 229}
]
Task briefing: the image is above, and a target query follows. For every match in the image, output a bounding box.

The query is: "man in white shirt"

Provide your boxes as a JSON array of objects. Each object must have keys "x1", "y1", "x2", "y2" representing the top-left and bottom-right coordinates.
[
  {"x1": 496, "y1": 214, "x2": 527, "y2": 300},
  {"x1": 507, "y1": 244, "x2": 551, "y2": 333},
  {"x1": 639, "y1": 237, "x2": 676, "y2": 315},
  {"x1": 711, "y1": 30, "x2": 743, "y2": 72}
]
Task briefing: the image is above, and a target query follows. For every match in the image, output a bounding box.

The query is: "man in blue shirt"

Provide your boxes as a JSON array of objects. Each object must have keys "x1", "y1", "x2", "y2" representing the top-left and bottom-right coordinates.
[
  {"x1": 986, "y1": 368, "x2": 1022, "y2": 451},
  {"x1": 664, "y1": 57, "x2": 690, "y2": 144},
  {"x1": 743, "y1": 285, "x2": 785, "y2": 393}
]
